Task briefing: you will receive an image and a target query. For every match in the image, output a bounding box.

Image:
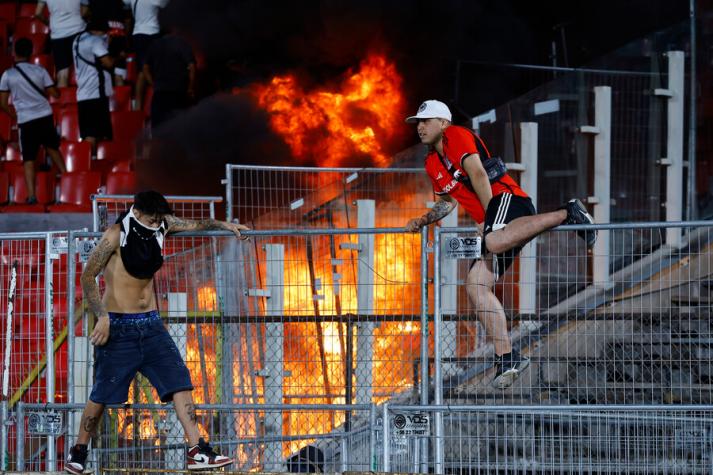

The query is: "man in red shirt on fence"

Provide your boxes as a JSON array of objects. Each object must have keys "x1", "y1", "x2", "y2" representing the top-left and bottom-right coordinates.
[{"x1": 405, "y1": 100, "x2": 596, "y2": 389}]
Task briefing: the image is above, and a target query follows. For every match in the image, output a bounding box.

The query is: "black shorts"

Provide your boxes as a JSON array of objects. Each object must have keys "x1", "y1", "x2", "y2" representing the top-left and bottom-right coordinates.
[
  {"x1": 481, "y1": 193, "x2": 537, "y2": 280},
  {"x1": 18, "y1": 114, "x2": 60, "y2": 162},
  {"x1": 78, "y1": 97, "x2": 113, "y2": 140},
  {"x1": 50, "y1": 33, "x2": 79, "y2": 71},
  {"x1": 132, "y1": 33, "x2": 159, "y2": 69}
]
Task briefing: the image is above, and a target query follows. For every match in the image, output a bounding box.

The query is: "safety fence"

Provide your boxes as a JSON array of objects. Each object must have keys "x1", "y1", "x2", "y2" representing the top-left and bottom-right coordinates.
[{"x1": 0, "y1": 221, "x2": 712, "y2": 472}]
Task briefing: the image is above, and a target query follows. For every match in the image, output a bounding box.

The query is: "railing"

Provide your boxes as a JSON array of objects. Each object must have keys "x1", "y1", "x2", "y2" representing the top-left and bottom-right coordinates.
[{"x1": 1, "y1": 220, "x2": 712, "y2": 472}]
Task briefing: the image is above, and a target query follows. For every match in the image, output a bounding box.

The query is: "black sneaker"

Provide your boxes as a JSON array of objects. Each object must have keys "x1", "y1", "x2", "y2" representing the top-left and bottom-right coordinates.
[
  {"x1": 561, "y1": 199, "x2": 596, "y2": 248},
  {"x1": 492, "y1": 351, "x2": 530, "y2": 389},
  {"x1": 187, "y1": 438, "x2": 233, "y2": 470},
  {"x1": 65, "y1": 444, "x2": 88, "y2": 474},
  {"x1": 26, "y1": 196, "x2": 38, "y2": 205}
]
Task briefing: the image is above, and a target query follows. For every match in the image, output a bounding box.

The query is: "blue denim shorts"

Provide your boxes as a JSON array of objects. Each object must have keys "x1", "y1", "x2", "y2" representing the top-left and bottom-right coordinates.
[{"x1": 89, "y1": 310, "x2": 193, "y2": 404}]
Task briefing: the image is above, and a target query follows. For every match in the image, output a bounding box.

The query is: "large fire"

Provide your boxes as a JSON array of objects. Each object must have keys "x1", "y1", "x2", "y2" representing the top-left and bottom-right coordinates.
[{"x1": 252, "y1": 53, "x2": 405, "y2": 168}]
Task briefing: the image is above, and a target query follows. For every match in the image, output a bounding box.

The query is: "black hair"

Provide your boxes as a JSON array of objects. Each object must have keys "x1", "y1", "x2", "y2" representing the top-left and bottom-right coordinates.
[
  {"x1": 86, "y1": 18, "x2": 109, "y2": 32},
  {"x1": 14, "y1": 38, "x2": 33, "y2": 58},
  {"x1": 133, "y1": 191, "x2": 173, "y2": 216}
]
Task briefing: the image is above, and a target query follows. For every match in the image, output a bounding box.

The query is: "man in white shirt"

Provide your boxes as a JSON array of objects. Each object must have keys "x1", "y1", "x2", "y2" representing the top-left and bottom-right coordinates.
[
  {"x1": 35, "y1": 0, "x2": 87, "y2": 87},
  {"x1": 124, "y1": 0, "x2": 169, "y2": 108},
  {"x1": 0, "y1": 38, "x2": 67, "y2": 204},
  {"x1": 73, "y1": 19, "x2": 114, "y2": 149}
]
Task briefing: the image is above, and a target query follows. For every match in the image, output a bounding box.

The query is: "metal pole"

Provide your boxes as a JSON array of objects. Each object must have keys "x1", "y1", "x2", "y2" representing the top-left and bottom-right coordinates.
[
  {"x1": 591, "y1": 86, "x2": 612, "y2": 286},
  {"x1": 45, "y1": 233, "x2": 56, "y2": 471},
  {"x1": 16, "y1": 402, "x2": 24, "y2": 471},
  {"x1": 519, "y1": 123, "x2": 538, "y2": 314},
  {"x1": 419, "y1": 226, "x2": 429, "y2": 473},
  {"x1": 67, "y1": 233, "x2": 76, "y2": 405},
  {"x1": 224, "y1": 164, "x2": 234, "y2": 222},
  {"x1": 369, "y1": 404, "x2": 376, "y2": 471},
  {"x1": 382, "y1": 403, "x2": 390, "y2": 473},
  {"x1": 664, "y1": 51, "x2": 685, "y2": 246},
  {"x1": 433, "y1": 227, "x2": 444, "y2": 474},
  {"x1": 688, "y1": 0, "x2": 697, "y2": 221}
]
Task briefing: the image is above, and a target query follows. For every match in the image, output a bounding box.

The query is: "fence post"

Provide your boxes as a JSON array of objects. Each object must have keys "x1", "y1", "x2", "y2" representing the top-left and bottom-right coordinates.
[
  {"x1": 419, "y1": 226, "x2": 430, "y2": 473},
  {"x1": 44, "y1": 233, "x2": 56, "y2": 471},
  {"x1": 224, "y1": 164, "x2": 234, "y2": 222},
  {"x1": 263, "y1": 243, "x2": 285, "y2": 471},
  {"x1": 166, "y1": 293, "x2": 189, "y2": 469},
  {"x1": 382, "y1": 403, "x2": 390, "y2": 473},
  {"x1": 579, "y1": 86, "x2": 612, "y2": 285},
  {"x1": 439, "y1": 208, "x2": 457, "y2": 377},
  {"x1": 356, "y1": 200, "x2": 375, "y2": 405},
  {"x1": 16, "y1": 401, "x2": 23, "y2": 472},
  {"x1": 661, "y1": 51, "x2": 685, "y2": 246},
  {"x1": 519, "y1": 123, "x2": 538, "y2": 315},
  {"x1": 433, "y1": 227, "x2": 444, "y2": 474}
]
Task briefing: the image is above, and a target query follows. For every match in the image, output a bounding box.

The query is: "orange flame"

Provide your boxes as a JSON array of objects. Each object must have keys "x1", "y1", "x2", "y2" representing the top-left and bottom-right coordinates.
[{"x1": 253, "y1": 53, "x2": 404, "y2": 168}]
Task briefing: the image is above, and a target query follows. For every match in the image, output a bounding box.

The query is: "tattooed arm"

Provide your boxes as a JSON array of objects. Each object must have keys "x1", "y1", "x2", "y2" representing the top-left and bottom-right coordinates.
[
  {"x1": 164, "y1": 215, "x2": 250, "y2": 239},
  {"x1": 81, "y1": 225, "x2": 119, "y2": 346},
  {"x1": 405, "y1": 194, "x2": 457, "y2": 232}
]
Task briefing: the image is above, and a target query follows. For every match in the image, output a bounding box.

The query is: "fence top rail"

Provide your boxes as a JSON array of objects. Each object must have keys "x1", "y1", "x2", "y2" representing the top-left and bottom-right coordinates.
[
  {"x1": 91, "y1": 194, "x2": 223, "y2": 203},
  {"x1": 387, "y1": 404, "x2": 713, "y2": 412},
  {"x1": 457, "y1": 59, "x2": 665, "y2": 77},
  {"x1": 228, "y1": 164, "x2": 424, "y2": 173},
  {"x1": 68, "y1": 220, "x2": 713, "y2": 240},
  {"x1": 0, "y1": 231, "x2": 62, "y2": 240},
  {"x1": 17, "y1": 402, "x2": 372, "y2": 411}
]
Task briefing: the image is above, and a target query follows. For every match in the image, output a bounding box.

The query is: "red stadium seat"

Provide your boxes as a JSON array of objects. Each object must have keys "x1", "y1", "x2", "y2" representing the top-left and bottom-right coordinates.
[
  {"x1": 24, "y1": 32, "x2": 48, "y2": 56},
  {"x1": 110, "y1": 111, "x2": 144, "y2": 143},
  {"x1": 47, "y1": 171, "x2": 101, "y2": 212},
  {"x1": 110, "y1": 85, "x2": 132, "y2": 111},
  {"x1": 15, "y1": 17, "x2": 49, "y2": 36},
  {"x1": 19, "y1": 3, "x2": 46, "y2": 19},
  {"x1": 97, "y1": 140, "x2": 135, "y2": 162},
  {"x1": 59, "y1": 109, "x2": 80, "y2": 141},
  {"x1": 106, "y1": 171, "x2": 137, "y2": 194},
  {"x1": 0, "y1": 170, "x2": 8, "y2": 204},
  {"x1": 0, "y1": 113, "x2": 12, "y2": 143},
  {"x1": 30, "y1": 53, "x2": 54, "y2": 76},
  {"x1": 0, "y1": 4, "x2": 17, "y2": 25},
  {"x1": 4, "y1": 142, "x2": 21, "y2": 162},
  {"x1": 111, "y1": 159, "x2": 132, "y2": 172},
  {"x1": 2, "y1": 171, "x2": 53, "y2": 212},
  {"x1": 50, "y1": 87, "x2": 77, "y2": 106},
  {"x1": 60, "y1": 141, "x2": 92, "y2": 172},
  {"x1": 125, "y1": 53, "x2": 137, "y2": 83}
]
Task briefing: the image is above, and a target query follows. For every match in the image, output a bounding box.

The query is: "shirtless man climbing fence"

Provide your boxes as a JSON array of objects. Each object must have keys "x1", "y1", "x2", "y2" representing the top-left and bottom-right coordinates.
[{"x1": 65, "y1": 190, "x2": 249, "y2": 474}]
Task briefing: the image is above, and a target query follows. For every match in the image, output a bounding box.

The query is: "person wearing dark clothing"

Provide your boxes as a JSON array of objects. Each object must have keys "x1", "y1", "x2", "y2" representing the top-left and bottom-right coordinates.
[{"x1": 143, "y1": 33, "x2": 195, "y2": 129}]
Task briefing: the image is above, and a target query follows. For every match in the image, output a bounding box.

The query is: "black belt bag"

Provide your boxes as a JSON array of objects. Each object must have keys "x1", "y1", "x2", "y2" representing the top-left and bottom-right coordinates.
[{"x1": 481, "y1": 156, "x2": 508, "y2": 183}]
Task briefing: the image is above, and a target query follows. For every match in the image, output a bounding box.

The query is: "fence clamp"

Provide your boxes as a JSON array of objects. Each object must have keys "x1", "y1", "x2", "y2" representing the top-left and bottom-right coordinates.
[
  {"x1": 339, "y1": 243, "x2": 362, "y2": 251},
  {"x1": 247, "y1": 289, "x2": 271, "y2": 298},
  {"x1": 657, "y1": 158, "x2": 672, "y2": 166}
]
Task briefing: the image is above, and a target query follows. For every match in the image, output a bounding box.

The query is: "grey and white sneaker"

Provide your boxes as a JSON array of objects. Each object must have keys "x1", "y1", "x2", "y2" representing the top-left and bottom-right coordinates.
[
  {"x1": 187, "y1": 438, "x2": 233, "y2": 470},
  {"x1": 492, "y1": 351, "x2": 530, "y2": 389},
  {"x1": 561, "y1": 199, "x2": 596, "y2": 248}
]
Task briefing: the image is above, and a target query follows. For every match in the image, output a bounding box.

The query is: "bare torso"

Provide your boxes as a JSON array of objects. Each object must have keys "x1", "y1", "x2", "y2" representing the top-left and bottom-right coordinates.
[{"x1": 101, "y1": 225, "x2": 158, "y2": 313}]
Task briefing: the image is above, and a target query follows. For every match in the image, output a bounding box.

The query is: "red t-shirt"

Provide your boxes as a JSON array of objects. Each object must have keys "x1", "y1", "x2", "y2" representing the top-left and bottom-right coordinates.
[{"x1": 425, "y1": 126, "x2": 528, "y2": 223}]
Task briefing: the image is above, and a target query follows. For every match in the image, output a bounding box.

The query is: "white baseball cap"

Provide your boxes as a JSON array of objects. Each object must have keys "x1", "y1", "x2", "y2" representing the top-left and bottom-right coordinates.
[{"x1": 405, "y1": 100, "x2": 452, "y2": 123}]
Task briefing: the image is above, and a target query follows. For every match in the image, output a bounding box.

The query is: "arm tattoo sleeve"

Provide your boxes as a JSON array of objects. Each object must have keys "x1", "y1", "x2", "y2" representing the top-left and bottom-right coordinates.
[
  {"x1": 81, "y1": 238, "x2": 114, "y2": 318},
  {"x1": 418, "y1": 199, "x2": 456, "y2": 226},
  {"x1": 185, "y1": 403, "x2": 197, "y2": 423},
  {"x1": 166, "y1": 215, "x2": 225, "y2": 233}
]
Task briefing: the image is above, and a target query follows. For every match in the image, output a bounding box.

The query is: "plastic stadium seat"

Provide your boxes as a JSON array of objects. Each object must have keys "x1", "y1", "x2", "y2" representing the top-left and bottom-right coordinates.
[
  {"x1": 19, "y1": 3, "x2": 45, "y2": 19},
  {"x1": 110, "y1": 110, "x2": 144, "y2": 142},
  {"x1": 15, "y1": 17, "x2": 49, "y2": 36},
  {"x1": 125, "y1": 54, "x2": 137, "y2": 83},
  {"x1": 50, "y1": 87, "x2": 77, "y2": 106},
  {"x1": 4, "y1": 142, "x2": 21, "y2": 162},
  {"x1": 110, "y1": 85, "x2": 132, "y2": 111},
  {"x1": 97, "y1": 140, "x2": 135, "y2": 162},
  {"x1": 30, "y1": 53, "x2": 54, "y2": 76},
  {"x1": 59, "y1": 109, "x2": 80, "y2": 141},
  {"x1": 0, "y1": 171, "x2": 8, "y2": 204},
  {"x1": 60, "y1": 141, "x2": 91, "y2": 172},
  {"x1": 111, "y1": 159, "x2": 132, "y2": 172},
  {"x1": 25, "y1": 32, "x2": 48, "y2": 56},
  {"x1": 2, "y1": 171, "x2": 53, "y2": 212},
  {"x1": 0, "y1": 113, "x2": 12, "y2": 143},
  {"x1": 0, "y1": 4, "x2": 17, "y2": 25},
  {"x1": 106, "y1": 171, "x2": 137, "y2": 194},
  {"x1": 47, "y1": 171, "x2": 101, "y2": 212}
]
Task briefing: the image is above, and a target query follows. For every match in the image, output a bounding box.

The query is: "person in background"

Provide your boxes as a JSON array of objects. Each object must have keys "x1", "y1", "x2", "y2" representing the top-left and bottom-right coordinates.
[
  {"x1": 73, "y1": 18, "x2": 114, "y2": 150},
  {"x1": 143, "y1": 27, "x2": 195, "y2": 129},
  {"x1": 35, "y1": 0, "x2": 87, "y2": 87},
  {"x1": 0, "y1": 38, "x2": 66, "y2": 204}
]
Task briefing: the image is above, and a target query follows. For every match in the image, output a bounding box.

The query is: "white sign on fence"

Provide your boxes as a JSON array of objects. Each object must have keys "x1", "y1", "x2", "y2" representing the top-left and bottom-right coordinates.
[{"x1": 445, "y1": 236, "x2": 482, "y2": 260}]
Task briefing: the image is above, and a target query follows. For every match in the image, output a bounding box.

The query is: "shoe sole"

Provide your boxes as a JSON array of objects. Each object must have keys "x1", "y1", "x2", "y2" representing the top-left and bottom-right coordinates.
[
  {"x1": 64, "y1": 465, "x2": 86, "y2": 475},
  {"x1": 187, "y1": 459, "x2": 234, "y2": 470},
  {"x1": 492, "y1": 358, "x2": 531, "y2": 389}
]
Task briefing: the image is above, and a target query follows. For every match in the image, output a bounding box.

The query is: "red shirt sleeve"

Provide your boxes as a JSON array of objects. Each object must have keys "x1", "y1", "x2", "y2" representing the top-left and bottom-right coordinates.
[
  {"x1": 443, "y1": 126, "x2": 478, "y2": 169},
  {"x1": 425, "y1": 154, "x2": 447, "y2": 195}
]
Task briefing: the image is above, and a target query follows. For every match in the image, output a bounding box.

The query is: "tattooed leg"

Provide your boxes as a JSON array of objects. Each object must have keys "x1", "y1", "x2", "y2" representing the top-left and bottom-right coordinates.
[
  {"x1": 173, "y1": 390, "x2": 201, "y2": 445},
  {"x1": 77, "y1": 400, "x2": 105, "y2": 445}
]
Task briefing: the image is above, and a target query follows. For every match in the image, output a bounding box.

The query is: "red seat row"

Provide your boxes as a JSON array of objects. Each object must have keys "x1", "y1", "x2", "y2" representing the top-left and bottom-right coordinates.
[{"x1": 0, "y1": 169, "x2": 137, "y2": 212}]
